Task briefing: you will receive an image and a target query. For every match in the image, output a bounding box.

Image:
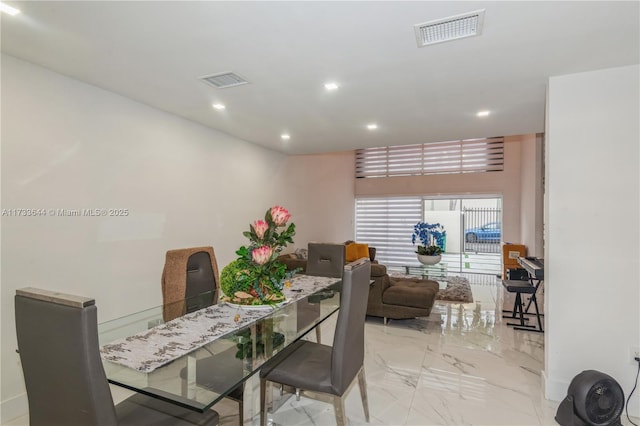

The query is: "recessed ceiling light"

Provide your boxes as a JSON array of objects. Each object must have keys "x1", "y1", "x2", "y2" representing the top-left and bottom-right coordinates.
[
  {"x1": 281, "y1": 134, "x2": 291, "y2": 140},
  {"x1": 0, "y1": 2, "x2": 21, "y2": 15},
  {"x1": 324, "y1": 82, "x2": 339, "y2": 91},
  {"x1": 212, "y1": 103, "x2": 226, "y2": 110},
  {"x1": 476, "y1": 110, "x2": 490, "y2": 117},
  {"x1": 367, "y1": 123, "x2": 378, "y2": 130}
]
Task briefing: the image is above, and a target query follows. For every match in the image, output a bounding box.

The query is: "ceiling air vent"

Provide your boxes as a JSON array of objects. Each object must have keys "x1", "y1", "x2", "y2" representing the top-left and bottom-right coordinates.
[
  {"x1": 199, "y1": 72, "x2": 249, "y2": 89},
  {"x1": 414, "y1": 9, "x2": 485, "y2": 47}
]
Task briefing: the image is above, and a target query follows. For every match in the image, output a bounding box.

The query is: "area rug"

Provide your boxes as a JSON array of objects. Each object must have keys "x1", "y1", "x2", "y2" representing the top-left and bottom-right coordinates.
[{"x1": 389, "y1": 273, "x2": 473, "y2": 303}]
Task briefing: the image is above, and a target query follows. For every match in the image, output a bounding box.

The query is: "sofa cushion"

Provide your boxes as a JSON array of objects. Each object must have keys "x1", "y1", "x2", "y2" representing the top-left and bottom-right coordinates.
[
  {"x1": 370, "y1": 263, "x2": 387, "y2": 277},
  {"x1": 278, "y1": 255, "x2": 307, "y2": 273},
  {"x1": 345, "y1": 243, "x2": 369, "y2": 262},
  {"x1": 344, "y1": 241, "x2": 376, "y2": 262},
  {"x1": 294, "y1": 248, "x2": 308, "y2": 259},
  {"x1": 367, "y1": 247, "x2": 376, "y2": 262},
  {"x1": 382, "y1": 283, "x2": 437, "y2": 309},
  {"x1": 389, "y1": 277, "x2": 440, "y2": 291}
]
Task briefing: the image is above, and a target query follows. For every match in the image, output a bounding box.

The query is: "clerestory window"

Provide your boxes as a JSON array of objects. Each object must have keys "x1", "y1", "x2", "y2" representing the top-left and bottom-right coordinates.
[{"x1": 355, "y1": 137, "x2": 504, "y2": 178}]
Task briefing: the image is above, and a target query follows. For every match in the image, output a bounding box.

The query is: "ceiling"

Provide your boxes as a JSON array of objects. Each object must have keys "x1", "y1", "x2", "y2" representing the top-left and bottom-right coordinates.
[{"x1": 2, "y1": 1, "x2": 638, "y2": 155}]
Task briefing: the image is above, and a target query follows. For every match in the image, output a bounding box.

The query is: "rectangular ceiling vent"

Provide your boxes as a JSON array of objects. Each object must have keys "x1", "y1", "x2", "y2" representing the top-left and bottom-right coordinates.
[
  {"x1": 199, "y1": 72, "x2": 249, "y2": 89},
  {"x1": 414, "y1": 9, "x2": 485, "y2": 47}
]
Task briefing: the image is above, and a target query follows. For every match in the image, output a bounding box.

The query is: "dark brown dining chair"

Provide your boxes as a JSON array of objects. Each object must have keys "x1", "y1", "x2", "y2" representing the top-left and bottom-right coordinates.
[
  {"x1": 162, "y1": 246, "x2": 220, "y2": 321},
  {"x1": 162, "y1": 246, "x2": 244, "y2": 425},
  {"x1": 260, "y1": 259, "x2": 371, "y2": 426},
  {"x1": 15, "y1": 287, "x2": 219, "y2": 426}
]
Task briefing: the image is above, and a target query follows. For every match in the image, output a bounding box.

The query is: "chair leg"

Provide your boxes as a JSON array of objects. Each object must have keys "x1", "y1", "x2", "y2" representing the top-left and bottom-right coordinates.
[
  {"x1": 383, "y1": 317, "x2": 387, "y2": 325},
  {"x1": 260, "y1": 378, "x2": 267, "y2": 426},
  {"x1": 532, "y1": 294, "x2": 544, "y2": 332},
  {"x1": 333, "y1": 395, "x2": 346, "y2": 426},
  {"x1": 357, "y1": 368, "x2": 370, "y2": 422},
  {"x1": 237, "y1": 398, "x2": 243, "y2": 426},
  {"x1": 315, "y1": 326, "x2": 322, "y2": 344}
]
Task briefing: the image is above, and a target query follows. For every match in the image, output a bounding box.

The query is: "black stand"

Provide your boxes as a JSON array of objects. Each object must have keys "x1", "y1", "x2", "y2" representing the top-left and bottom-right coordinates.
[{"x1": 501, "y1": 278, "x2": 543, "y2": 332}]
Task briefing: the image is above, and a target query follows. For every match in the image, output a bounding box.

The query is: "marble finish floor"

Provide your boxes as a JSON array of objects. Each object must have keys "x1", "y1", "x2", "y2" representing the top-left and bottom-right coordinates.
[
  {"x1": 262, "y1": 273, "x2": 560, "y2": 426},
  {"x1": 6, "y1": 274, "x2": 637, "y2": 426}
]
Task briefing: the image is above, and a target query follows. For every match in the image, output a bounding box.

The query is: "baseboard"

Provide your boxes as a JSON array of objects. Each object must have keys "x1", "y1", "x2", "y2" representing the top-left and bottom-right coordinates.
[
  {"x1": 1, "y1": 392, "x2": 28, "y2": 424},
  {"x1": 542, "y1": 369, "x2": 568, "y2": 402}
]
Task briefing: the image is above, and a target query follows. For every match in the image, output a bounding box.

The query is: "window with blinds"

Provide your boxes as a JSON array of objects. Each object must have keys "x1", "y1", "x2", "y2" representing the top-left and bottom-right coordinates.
[
  {"x1": 355, "y1": 137, "x2": 504, "y2": 178},
  {"x1": 355, "y1": 197, "x2": 423, "y2": 267}
]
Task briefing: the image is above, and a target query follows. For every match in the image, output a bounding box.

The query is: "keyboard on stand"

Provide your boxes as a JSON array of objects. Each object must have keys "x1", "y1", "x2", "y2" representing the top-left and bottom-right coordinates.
[
  {"x1": 517, "y1": 257, "x2": 544, "y2": 280},
  {"x1": 501, "y1": 256, "x2": 544, "y2": 332}
]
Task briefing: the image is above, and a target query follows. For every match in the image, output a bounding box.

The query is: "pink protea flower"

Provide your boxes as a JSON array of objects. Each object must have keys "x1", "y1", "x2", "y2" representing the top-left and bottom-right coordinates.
[
  {"x1": 253, "y1": 219, "x2": 269, "y2": 239},
  {"x1": 270, "y1": 206, "x2": 291, "y2": 226},
  {"x1": 252, "y1": 246, "x2": 273, "y2": 265}
]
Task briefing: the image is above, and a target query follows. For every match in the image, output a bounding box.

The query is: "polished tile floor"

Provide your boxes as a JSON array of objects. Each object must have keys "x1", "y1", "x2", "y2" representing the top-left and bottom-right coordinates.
[
  {"x1": 5, "y1": 274, "x2": 636, "y2": 426},
  {"x1": 260, "y1": 273, "x2": 561, "y2": 426},
  {"x1": 254, "y1": 275, "x2": 634, "y2": 425}
]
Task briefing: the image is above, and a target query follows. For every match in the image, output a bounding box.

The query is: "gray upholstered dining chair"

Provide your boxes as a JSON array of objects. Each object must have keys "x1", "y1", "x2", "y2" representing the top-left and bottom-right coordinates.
[
  {"x1": 306, "y1": 242, "x2": 345, "y2": 278},
  {"x1": 15, "y1": 287, "x2": 219, "y2": 426},
  {"x1": 162, "y1": 246, "x2": 244, "y2": 425},
  {"x1": 260, "y1": 259, "x2": 372, "y2": 426},
  {"x1": 297, "y1": 243, "x2": 345, "y2": 344}
]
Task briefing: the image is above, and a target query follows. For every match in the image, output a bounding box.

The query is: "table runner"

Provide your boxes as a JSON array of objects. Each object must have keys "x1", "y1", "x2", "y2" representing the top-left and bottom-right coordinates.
[{"x1": 100, "y1": 275, "x2": 340, "y2": 373}]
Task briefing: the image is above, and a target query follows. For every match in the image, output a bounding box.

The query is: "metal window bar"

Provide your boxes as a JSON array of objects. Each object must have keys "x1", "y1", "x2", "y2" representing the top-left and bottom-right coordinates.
[
  {"x1": 356, "y1": 199, "x2": 503, "y2": 274},
  {"x1": 462, "y1": 208, "x2": 502, "y2": 254}
]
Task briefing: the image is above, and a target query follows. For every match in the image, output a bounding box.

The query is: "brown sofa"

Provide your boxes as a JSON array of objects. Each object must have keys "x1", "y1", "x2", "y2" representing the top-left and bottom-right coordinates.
[
  {"x1": 278, "y1": 252, "x2": 439, "y2": 324},
  {"x1": 367, "y1": 271, "x2": 439, "y2": 324}
]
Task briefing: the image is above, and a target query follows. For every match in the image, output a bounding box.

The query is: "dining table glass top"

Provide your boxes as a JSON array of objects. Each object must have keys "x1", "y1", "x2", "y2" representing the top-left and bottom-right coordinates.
[{"x1": 98, "y1": 275, "x2": 342, "y2": 412}]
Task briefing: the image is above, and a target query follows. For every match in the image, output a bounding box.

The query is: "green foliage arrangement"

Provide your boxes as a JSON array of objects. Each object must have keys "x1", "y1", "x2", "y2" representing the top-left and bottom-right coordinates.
[
  {"x1": 220, "y1": 206, "x2": 297, "y2": 305},
  {"x1": 416, "y1": 245, "x2": 443, "y2": 256},
  {"x1": 220, "y1": 259, "x2": 252, "y2": 297},
  {"x1": 235, "y1": 329, "x2": 285, "y2": 359}
]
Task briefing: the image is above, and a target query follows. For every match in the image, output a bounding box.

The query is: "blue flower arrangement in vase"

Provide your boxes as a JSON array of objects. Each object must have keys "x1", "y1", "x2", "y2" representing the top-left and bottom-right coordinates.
[{"x1": 411, "y1": 222, "x2": 446, "y2": 256}]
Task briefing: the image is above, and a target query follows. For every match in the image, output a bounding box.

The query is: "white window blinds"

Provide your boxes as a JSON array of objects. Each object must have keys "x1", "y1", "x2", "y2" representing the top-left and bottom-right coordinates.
[
  {"x1": 355, "y1": 197, "x2": 422, "y2": 267},
  {"x1": 355, "y1": 137, "x2": 504, "y2": 178}
]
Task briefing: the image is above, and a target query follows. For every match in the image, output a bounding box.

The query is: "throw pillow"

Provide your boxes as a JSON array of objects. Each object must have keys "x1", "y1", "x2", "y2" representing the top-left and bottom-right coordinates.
[
  {"x1": 345, "y1": 243, "x2": 369, "y2": 262},
  {"x1": 295, "y1": 248, "x2": 308, "y2": 260}
]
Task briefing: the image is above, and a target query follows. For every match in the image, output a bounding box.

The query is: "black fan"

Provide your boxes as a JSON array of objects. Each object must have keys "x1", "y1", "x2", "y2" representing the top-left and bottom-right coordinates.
[{"x1": 556, "y1": 370, "x2": 624, "y2": 426}]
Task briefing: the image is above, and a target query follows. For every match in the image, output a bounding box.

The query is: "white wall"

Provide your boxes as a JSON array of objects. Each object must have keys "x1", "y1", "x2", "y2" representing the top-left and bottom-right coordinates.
[
  {"x1": 544, "y1": 64, "x2": 639, "y2": 416},
  {"x1": 281, "y1": 151, "x2": 356, "y2": 247},
  {"x1": 0, "y1": 55, "x2": 354, "y2": 422},
  {"x1": 520, "y1": 133, "x2": 544, "y2": 257}
]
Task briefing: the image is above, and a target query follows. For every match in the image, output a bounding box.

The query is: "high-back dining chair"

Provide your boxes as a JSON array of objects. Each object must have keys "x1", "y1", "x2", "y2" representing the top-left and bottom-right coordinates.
[
  {"x1": 306, "y1": 242, "x2": 345, "y2": 278},
  {"x1": 260, "y1": 259, "x2": 372, "y2": 426},
  {"x1": 162, "y1": 246, "x2": 244, "y2": 425},
  {"x1": 162, "y1": 246, "x2": 220, "y2": 322},
  {"x1": 298, "y1": 243, "x2": 346, "y2": 344},
  {"x1": 15, "y1": 287, "x2": 219, "y2": 426}
]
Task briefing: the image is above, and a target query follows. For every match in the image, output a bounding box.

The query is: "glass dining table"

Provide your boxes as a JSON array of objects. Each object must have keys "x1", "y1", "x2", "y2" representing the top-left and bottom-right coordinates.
[{"x1": 97, "y1": 275, "x2": 342, "y2": 417}]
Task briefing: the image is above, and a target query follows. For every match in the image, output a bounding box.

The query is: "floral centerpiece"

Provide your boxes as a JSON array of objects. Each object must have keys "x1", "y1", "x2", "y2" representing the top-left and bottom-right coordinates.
[
  {"x1": 411, "y1": 222, "x2": 446, "y2": 256},
  {"x1": 220, "y1": 206, "x2": 297, "y2": 306}
]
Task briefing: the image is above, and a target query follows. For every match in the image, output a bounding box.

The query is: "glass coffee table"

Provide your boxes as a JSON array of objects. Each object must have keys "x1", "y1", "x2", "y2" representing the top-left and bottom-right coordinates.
[{"x1": 402, "y1": 263, "x2": 448, "y2": 279}]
